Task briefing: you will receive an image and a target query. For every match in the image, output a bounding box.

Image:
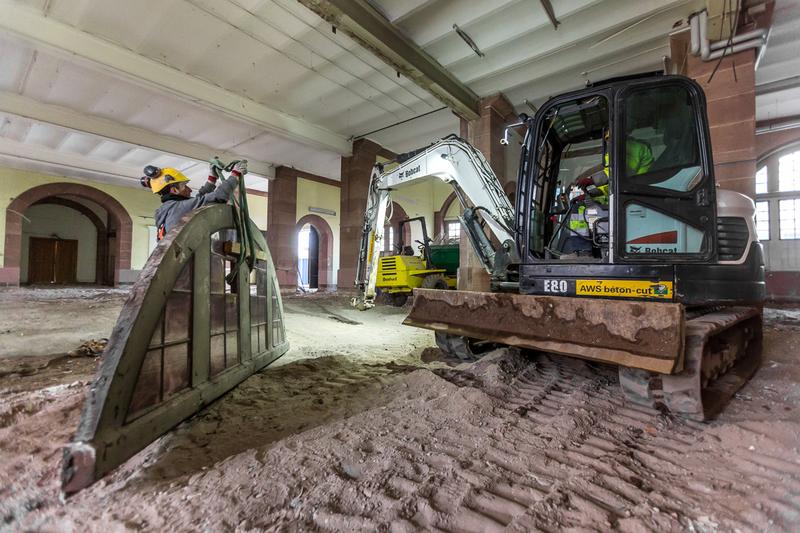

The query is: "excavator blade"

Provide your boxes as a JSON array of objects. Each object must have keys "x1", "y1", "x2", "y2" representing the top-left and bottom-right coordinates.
[{"x1": 404, "y1": 289, "x2": 685, "y2": 374}]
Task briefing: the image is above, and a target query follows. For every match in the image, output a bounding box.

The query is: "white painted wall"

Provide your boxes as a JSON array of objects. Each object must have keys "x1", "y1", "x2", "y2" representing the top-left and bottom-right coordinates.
[{"x1": 20, "y1": 203, "x2": 97, "y2": 283}]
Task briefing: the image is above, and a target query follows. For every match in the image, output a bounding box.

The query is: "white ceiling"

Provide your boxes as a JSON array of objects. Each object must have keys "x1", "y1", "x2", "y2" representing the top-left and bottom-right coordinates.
[{"x1": 0, "y1": 0, "x2": 794, "y2": 189}]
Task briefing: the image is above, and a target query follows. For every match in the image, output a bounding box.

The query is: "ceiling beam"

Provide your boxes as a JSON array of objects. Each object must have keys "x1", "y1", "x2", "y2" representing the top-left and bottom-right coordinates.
[
  {"x1": 0, "y1": 91, "x2": 275, "y2": 179},
  {"x1": 297, "y1": 0, "x2": 480, "y2": 121},
  {"x1": 0, "y1": 137, "x2": 143, "y2": 185},
  {"x1": 0, "y1": 3, "x2": 351, "y2": 155}
]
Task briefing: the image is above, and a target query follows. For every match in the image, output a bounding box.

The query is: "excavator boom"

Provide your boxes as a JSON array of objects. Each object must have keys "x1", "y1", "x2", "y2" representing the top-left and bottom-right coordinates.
[{"x1": 352, "y1": 135, "x2": 517, "y2": 309}]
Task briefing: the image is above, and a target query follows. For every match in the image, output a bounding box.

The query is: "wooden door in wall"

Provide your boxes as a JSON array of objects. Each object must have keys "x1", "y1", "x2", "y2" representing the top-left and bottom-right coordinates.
[
  {"x1": 308, "y1": 225, "x2": 319, "y2": 289},
  {"x1": 28, "y1": 237, "x2": 78, "y2": 284}
]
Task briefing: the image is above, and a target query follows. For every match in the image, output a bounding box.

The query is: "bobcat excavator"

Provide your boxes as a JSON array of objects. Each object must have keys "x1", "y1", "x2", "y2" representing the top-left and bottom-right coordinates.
[{"x1": 354, "y1": 73, "x2": 765, "y2": 420}]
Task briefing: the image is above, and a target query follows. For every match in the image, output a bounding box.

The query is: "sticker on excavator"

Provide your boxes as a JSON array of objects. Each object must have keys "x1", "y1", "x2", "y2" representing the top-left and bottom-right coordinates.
[{"x1": 576, "y1": 279, "x2": 673, "y2": 299}]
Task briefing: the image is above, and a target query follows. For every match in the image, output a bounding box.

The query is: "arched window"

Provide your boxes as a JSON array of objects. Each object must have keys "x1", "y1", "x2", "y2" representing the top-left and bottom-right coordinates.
[{"x1": 756, "y1": 146, "x2": 800, "y2": 241}]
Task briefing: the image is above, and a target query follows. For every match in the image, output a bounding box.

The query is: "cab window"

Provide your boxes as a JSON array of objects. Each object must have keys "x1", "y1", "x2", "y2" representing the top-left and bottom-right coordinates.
[{"x1": 623, "y1": 85, "x2": 702, "y2": 192}]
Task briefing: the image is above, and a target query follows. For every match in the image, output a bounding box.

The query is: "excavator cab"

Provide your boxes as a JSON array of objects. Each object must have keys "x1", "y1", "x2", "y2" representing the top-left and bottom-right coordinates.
[{"x1": 513, "y1": 74, "x2": 763, "y2": 305}]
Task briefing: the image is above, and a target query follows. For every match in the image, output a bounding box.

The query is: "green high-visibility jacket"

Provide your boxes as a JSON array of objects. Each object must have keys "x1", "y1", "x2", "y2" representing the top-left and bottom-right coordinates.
[{"x1": 604, "y1": 138, "x2": 654, "y2": 177}]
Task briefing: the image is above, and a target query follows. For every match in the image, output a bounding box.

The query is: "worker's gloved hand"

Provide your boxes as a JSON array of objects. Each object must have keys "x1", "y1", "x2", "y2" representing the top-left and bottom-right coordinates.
[
  {"x1": 232, "y1": 160, "x2": 248, "y2": 177},
  {"x1": 208, "y1": 156, "x2": 225, "y2": 183}
]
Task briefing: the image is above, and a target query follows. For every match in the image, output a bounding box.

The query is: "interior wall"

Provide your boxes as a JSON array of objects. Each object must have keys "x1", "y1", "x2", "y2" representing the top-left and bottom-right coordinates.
[
  {"x1": 295, "y1": 177, "x2": 339, "y2": 287},
  {"x1": 0, "y1": 167, "x2": 159, "y2": 276},
  {"x1": 20, "y1": 203, "x2": 97, "y2": 283},
  {"x1": 392, "y1": 180, "x2": 452, "y2": 244},
  {"x1": 247, "y1": 193, "x2": 268, "y2": 231}
]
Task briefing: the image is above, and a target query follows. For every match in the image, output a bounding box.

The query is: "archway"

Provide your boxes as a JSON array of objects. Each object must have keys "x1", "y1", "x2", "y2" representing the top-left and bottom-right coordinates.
[
  {"x1": 295, "y1": 214, "x2": 334, "y2": 290},
  {"x1": 386, "y1": 201, "x2": 412, "y2": 253},
  {"x1": 29, "y1": 197, "x2": 109, "y2": 285},
  {"x1": 3, "y1": 183, "x2": 132, "y2": 286},
  {"x1": 435, "y1": 191, "x2": 458, "y2": 240}
]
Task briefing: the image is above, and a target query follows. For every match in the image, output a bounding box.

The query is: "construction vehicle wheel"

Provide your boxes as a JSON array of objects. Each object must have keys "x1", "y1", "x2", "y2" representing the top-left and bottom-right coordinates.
[
  {"x1": 421, "y1": 273, "x2": 449, "y2": 290},
  {"x1": 434, "y1": 332, "x2": 491, "y2": 361},
  {"x1": 388, "y1": 293, "x2": 408, "y2": 307}
]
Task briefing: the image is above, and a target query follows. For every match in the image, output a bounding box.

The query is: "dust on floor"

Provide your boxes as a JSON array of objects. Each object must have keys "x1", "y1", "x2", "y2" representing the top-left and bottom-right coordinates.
[{"x1": 1, "y1": 289, "x2": 799, "y2": 531}]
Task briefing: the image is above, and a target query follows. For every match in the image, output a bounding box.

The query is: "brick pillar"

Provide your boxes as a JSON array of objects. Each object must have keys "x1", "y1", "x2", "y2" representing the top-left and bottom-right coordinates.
[
  {"x1": 458, "y1": 93, "x2": 517, "y2": 291},
  {"x1": 338, "y1": 139, "x2": 386, "y2": 289},
  {"x1": 267, "y1": 167, "x2": 298, "y2": 291},
  {"x1": 674, "y1": 33, "x2": 757, "y2": 197}
]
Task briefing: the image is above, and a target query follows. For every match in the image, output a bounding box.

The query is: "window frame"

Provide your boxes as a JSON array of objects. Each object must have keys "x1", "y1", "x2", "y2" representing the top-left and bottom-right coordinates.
[
  {"x1": 778, "y1": 197, "x2": 800, "y2": 240},
  {"x1": 755, "y1": 200, "x2": 770, "y2": 241},
  {"x1": 445, "y1": 220, "x2": 461, "y2": 241}
]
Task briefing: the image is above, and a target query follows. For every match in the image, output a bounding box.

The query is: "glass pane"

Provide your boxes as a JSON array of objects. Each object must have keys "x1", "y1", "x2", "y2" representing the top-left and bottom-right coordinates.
[
  {"x1": 250, "y1": 295, "x2": 266, "y2": 325},
  {"x1": 755, "y1": 201, "x2": 770, "y2": 241},
  {"x1": 165, "y1": 291, "x2": 192, "y2": 343},
  {"x1": 210, "y1": 334, "x2": 225, "y2": 376},
  {"x1": 225, "y1": 294, "x2": 238, "y2": 332},
  {"x1": 779, "y1": 198, "x2": 800, "y2": 239},
  {"x1": 225, "y1": 331, "x2": 239, "y2": 368},
  {"x1": 271, "y1": 283, "x2": 284, "y2": 346},
  {"x1": 625, "y1": 203, "x2": 704, "y2": 254},
  {"x1": 779, "y1": 151, "x2": 800, "y2": 192},
  {"x1": 756, "y1": 166, "x2": 768, "y2": 195},
  {"x1": 624, "y1": 85, "x2": 701, "y2": 190},
  {"x1": 251, "y1": 325, "x2": 260, "y2": 356},
  {"x1": 210, "y1": 294, "x2": 225, "y2": 334},
  {"x1": 211, "y1": 254, "x2": 225, "y2": 294},
  {"x1": 148, "y1": 312, "x2": 164, "y2": 348},
  {"x1": 163, "y1": 343, "x2": 190, "y2": 398},
  {"x1": 128, "y1": 349, "x2": 162, "y2": 418},
  {"x1": 260, "y1": 324, "x2": 267, "y2": 353},
  {"x1": 174, "y1": 260, "x2": 193, "y2": 292}
]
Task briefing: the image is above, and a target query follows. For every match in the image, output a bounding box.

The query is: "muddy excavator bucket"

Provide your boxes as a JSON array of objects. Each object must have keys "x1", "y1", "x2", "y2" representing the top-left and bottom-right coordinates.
[
  {"x1": 61, "y1": 205, "x2": 289, "y2": 495},
  {"x1": 406, "y1": 289, "x2": 763, "y2": 421},
  {"x1": 404, "y1": 288, "x2": 686, "y2": 373}
]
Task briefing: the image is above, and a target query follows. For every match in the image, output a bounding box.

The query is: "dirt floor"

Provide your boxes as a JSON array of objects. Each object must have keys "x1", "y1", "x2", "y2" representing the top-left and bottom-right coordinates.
[{"x1": 1, "y1": 288, "x2": 799, "y2": 531}]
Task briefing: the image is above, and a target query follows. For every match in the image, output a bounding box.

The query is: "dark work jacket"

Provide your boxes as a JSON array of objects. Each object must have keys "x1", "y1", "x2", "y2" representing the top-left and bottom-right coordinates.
[{"x1": 154, "y1": 175, "x2": 238, "y2": 239}]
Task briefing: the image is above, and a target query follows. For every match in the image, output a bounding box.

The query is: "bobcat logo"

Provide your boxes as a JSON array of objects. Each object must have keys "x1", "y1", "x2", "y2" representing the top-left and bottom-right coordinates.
[{"x1": 629, "y1": 245, "x2": 642, "y2": 253}]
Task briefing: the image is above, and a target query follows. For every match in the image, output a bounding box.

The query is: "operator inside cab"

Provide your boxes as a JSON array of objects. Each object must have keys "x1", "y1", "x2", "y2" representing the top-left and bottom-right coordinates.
[
  {"x1": 563, "y1": 127, "x2": 654, "y2": 257},
  {"x1": 141, "y1": 160, "x2": 247, "y2": 240}
]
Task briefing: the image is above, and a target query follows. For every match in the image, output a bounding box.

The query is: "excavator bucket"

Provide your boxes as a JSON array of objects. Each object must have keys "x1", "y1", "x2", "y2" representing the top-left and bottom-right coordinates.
[
  {"x1": 404, "y1": 289, "x2": 686, "y2": 374},
  {"x1": 61, "y1": 205, "x2": 289, "y2": 495}
]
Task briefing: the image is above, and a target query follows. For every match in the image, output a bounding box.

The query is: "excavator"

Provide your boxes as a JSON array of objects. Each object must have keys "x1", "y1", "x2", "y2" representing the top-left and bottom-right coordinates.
[
  {"x1": 375, "y1": 216, "x2": 458, "y2": 307},
  {"x1": 354, "y1": 73, "x2": 765, "y2": 420}
]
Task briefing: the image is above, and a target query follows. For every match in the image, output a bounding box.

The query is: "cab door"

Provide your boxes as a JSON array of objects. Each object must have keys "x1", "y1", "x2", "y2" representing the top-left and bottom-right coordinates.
[{"x1": 613, "y1": 79, "x2": 717, "y2": 262}]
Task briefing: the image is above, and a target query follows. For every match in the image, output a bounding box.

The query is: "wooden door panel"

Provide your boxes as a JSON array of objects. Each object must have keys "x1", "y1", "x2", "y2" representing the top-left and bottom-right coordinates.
[
  {"x1": 55, "y1": 239, "x2": 78, "y2": 284},
  {"x1": 28, "y1": 237, "x2": 55, "y2": 284}
]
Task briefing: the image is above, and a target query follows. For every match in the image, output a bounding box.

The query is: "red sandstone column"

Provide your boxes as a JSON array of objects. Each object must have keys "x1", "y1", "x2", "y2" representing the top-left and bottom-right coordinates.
[
  {"x1": 458, "y1": 94, "x2": 517, "y2": 291},
  {"x1": 267, "y1": 166, "x2": 298, "y2": 291},
  {"x1": 673, "y1": 32, "x2": 757, "y2": 197},
  {"x1": 337, "y1": 139, "x2": 388, "y2": 290}
]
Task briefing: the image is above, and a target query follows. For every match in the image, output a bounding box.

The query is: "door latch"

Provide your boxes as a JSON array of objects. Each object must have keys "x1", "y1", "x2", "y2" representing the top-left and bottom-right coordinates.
[{"x1": 695, "y1": 188, "x2": 709, "y2": 207}]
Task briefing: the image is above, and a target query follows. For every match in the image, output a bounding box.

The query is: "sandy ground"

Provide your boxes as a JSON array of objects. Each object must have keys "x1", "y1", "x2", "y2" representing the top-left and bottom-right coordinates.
[{"x1": 0, "y1": 288, "x2": 799, "y2": 531}]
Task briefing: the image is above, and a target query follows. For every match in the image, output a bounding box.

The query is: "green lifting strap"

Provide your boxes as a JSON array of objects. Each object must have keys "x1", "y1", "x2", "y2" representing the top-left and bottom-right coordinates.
[{"x1": 210, "y1": 157, "x2": 257, "y2": 284}]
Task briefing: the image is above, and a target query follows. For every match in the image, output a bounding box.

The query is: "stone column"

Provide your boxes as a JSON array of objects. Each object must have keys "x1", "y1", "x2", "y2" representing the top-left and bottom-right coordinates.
[
  {"x1": 338, "y1": 138, "x2": 389, "y2": 290},
  {"x1": 267, "y1": 166, "x2": 298, "y2": 291},
  {"x1": 458, "y1": 93, "x2": 517, "y2": 291},
  {"x1": 673, "y1": 32, "x2": 757, "y2": 197}
]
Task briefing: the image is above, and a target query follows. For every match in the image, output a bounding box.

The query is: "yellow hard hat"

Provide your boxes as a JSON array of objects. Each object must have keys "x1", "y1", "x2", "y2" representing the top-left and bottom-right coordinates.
[{"x1": 141, "y1": 165, "x2": 190, "y2": 194}]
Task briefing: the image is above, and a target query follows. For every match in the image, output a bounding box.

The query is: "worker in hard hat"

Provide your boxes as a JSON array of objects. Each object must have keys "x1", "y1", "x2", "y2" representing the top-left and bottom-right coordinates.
[{"x1": 141, "y1": 160, "x2": 247, "y2": 240}]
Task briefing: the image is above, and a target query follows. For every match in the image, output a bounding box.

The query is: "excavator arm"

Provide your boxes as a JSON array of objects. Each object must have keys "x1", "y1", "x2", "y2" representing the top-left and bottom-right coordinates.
[{"x1": 352, "y1": 135, "x2": 518, "y2": 310}]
